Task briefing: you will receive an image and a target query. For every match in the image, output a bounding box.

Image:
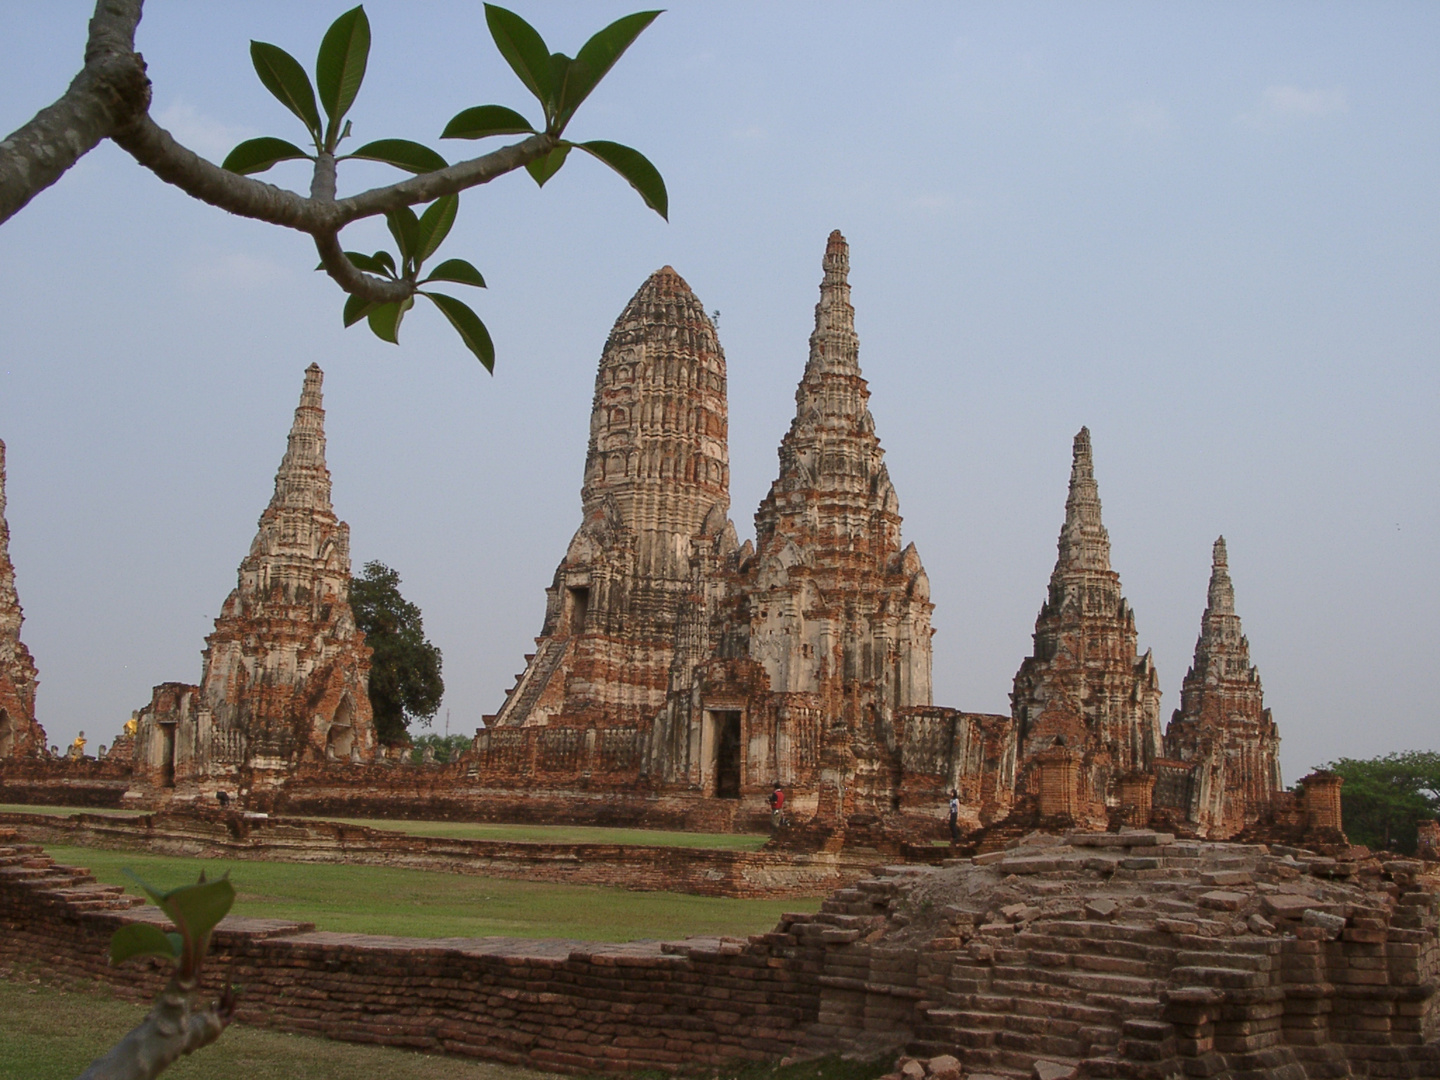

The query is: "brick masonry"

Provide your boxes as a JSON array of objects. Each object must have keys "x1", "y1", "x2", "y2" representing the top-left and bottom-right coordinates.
[{"x1": 3, "y1": 824, "x2": 1436, "y2": 1077}]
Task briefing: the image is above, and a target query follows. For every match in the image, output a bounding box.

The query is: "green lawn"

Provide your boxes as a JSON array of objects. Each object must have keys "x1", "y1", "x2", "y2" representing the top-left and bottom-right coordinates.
[
  {"x1": 0, "y1": 975, "x2": 560, "y2": 1080},
  {"x1": 44, "y1": 845, "x2": 818, "y2": 942},
  {"x1": 0, "y1": 803, "x2": 140, "y2": 817},
  {"x1": 316, "y1": 815, "x2": 770, "y2": 850},
  {"x1": 0, "y1": 803, "x2": 770, "y2": 849}
]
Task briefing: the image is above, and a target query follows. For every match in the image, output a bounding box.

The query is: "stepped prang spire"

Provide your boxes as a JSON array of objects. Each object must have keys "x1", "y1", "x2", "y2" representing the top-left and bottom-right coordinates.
[
  {"x1": 806, "y1": 230, "x2": 860, "y2": 378},
  {"x1": 1011, "y1": 426, "x2": 1162, "y2": 817},
  {"x1": 269, "y1": 362, "x2": 333, "y2": 518},
  {"x1": 1164, "y1": 536, "x2": 1282, "y2": 836},
  {"x1": 0, "y1": 438, "x2": 44, "y2": 759},
  {"x1": 1053, "y1": 426, "x2": 1112, "y2": 581},
  {"x1": 1207, "y1": 536, "x2": 1235, "y2": 616}
]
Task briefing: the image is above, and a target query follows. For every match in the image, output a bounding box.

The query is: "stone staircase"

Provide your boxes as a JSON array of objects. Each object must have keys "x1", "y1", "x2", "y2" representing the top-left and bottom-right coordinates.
[
  {"x1": 493, "y1": 637, "x2": 571, "y2": 726},
  {"x1": 0, "y1": 826, "x2": 145, "y2": 913}
]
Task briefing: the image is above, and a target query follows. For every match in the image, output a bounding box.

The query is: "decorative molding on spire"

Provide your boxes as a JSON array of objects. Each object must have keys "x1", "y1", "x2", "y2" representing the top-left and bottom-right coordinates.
[
  {"x1": 1053, "y1": 426, "x2": 1112, "y2": 578},
  {"x1": 0, "y1": 438, "x2": 44, "y2": 758}
]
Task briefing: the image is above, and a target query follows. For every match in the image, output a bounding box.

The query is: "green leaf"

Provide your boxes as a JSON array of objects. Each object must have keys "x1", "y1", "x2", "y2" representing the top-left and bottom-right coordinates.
[
  {"x1": 557, "y1": 10, "x2": 661, "y2": 130},
  {"x1": 372, "y1": 250, "x2": 397, "y2": 277},
  {"x1": 423, "y1": 292, "x2": 495, "y2": 372},
  {"x1": 576, "y1": 140, "x2": 667, "y2": 219},
  {"x1": 484, "y1": 5, "x2": 557, "y2": 118},
  {"x1": 422, "y1": 258, "x2": 486, "y2": 288},
  {"x1": 344, "y1": 293, "x2": 378, "y2": 327},
  {"x1": 526, "y1": 143, "x2": 571, "y2": 187},
  {"x1": 385, "y1": 206, "x2": 419, "y2": 266},
  {"x1": 440, "y1": 105, "x2": 536, "y2": 141},
  {"x1": 250, "y1": 41, "x2": 322, "y2": 141},
  {"x1": 367, "y1": 297, "x2": 413, "y2": 344},
  {"x1": 316, "y1": 5, "x2": 371, "y2": 140},
  {"x1": 221, "y1": 137, "x2": 312, "y2": 175},
  {"x1": 109, "y1": 922, "x2": 181, "y2": 966},
  {"x1": 162, "y1": 876, "x2": 236, "y2": 944},
  {"x1": 347, "y1": 139, "x2": 449, "y2": 174},
  {"x1": 341, "y1": 250, "x2": 386, "y2": 274},
  {"x1": 414, "y1": 195, "x2": 458, "y2": 265}
]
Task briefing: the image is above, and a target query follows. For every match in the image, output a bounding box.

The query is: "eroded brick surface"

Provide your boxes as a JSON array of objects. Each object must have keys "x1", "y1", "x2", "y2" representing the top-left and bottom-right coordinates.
[
  {"x1": 2, "y1": 826, "x2": 1435, "y2": 1076},
  {"x1": 129, "y1": 365, "x2": 375, "y2": 798},
  {"x1": 0, "y1": 439, "x2": 44, "y2": 759}
]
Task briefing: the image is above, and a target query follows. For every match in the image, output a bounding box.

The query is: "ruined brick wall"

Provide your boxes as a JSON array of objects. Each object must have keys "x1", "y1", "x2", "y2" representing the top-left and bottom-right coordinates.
[
  {"x1": 0, "y1": 439, "x2": 44, "y2": 760},
  {"x1": 896, "y1": 708, "x2": 1014, "y2": 829},
  {"x1": 0, "y1": 757, "x2": 130, "y2": 806},
  {"x1": 1011, "y1": 427, "x2": 1163, "y2": 812},
  {"x1": 3, "y1": 830, "x2": 1436, "y2": 1077},
  {"x1": 1163, "y1": 536, "x2": 1284, "y2": 837}
]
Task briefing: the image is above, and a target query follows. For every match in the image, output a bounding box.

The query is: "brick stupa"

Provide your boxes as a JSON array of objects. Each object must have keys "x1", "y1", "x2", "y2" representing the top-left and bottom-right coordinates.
[
  {"x1": 1011, "y1": 427, "x2": 1162, "y2": 818},
  {"x1": 1164, "y1": 536, "x2": 1283, "y2": 836},
  {"x1": 0, "y1": 439, "x2": 43, "y2": 758}
]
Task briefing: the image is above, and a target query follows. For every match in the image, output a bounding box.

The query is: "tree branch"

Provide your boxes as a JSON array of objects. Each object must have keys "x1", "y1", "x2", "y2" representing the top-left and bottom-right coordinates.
[
  {"x1": 76, "y1": 975, "x2": 236, "y2": 1080},
  {"x1": 314, "y1": 230, "x2": 411, "y2": 303},
  {"x1": 0, "y1": 0, "x2": 151, "y2": 225}
]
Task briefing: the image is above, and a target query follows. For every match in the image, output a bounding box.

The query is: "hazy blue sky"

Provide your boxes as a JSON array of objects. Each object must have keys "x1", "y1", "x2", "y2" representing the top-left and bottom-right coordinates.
[{"x1": 1, "y1": 3, "x2": 1435, "y2": 780}]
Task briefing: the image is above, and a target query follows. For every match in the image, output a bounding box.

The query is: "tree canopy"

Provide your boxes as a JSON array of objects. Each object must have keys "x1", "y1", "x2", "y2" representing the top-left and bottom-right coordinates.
[
  {"x1": 1323, "y1": 751, "x2": 1440, "y2": 855},
  {"x1": 349, "y1": 560, "x2": 444, "y2": 745}
]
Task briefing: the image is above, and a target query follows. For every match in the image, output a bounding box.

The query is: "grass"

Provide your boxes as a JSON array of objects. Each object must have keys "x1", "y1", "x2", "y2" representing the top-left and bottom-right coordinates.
[
  {"x1": 0, "y1": 803, "x2": 770, "y2": 850},
  {"x1": 315, "y1": 816, "x2": 771, "y2": 850},
  {"x1": 45, "y1": 845, "x2": 819, "y2": 942},
  {"x1": 0, "y1": 803, "x2": 140, "y2": 817},
  {"x1": 0, "y1": 975, "x2": 561, "y2": 1080}
]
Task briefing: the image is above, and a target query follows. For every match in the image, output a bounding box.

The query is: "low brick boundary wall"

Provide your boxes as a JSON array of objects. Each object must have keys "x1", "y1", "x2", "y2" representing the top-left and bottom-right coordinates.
[
  {"x1": 0, "y1": 809, "x2": 893, "y2": 899},
  {"x1": 0, "y1": 835, "x2": 833, "y2": 1073}
]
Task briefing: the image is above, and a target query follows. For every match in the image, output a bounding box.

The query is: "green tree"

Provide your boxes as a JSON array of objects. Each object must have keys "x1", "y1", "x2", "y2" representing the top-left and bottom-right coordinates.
[
  {"x1": 1323, "y1": 751, "x2": 1440, "y2": 855},
  {"x1": 409, "y1": 732, "x2": 472, "y2": 764},
  {"x1": 0, "y1": 2, "x2": 666, "y2": 367},
  {"x1": 349, "y1": 560, "x2": 444, "y2": 745}
]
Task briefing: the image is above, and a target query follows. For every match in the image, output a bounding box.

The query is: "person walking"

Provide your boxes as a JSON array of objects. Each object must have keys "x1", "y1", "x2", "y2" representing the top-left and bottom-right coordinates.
[
  {"x1": 948, "y1": 789, "x2": 960, "y2": 843},
  {"x1": 769, "y1": 783, "x2": 788, "y2": 829}
]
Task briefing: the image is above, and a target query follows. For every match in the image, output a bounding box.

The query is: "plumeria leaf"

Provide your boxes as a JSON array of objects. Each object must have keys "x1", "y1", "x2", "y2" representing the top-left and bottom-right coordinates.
[
  {"x1": 385, "y1": 206, "x2": 419, "y2": 266},
  {"x1": 423, "y1": 292, "x2": 495, "y2": 371},
  {"x1": 348, "y1": 139, "x2": 449, "y2": 174},
  {"x1": 367, "y1": 297, "x2": 413, "y2": 343},
  {"x1": 371, "y1": 249, "x2": 397, "y2": 276},
  {"x1": 526, "y1": 143, "x2": 571, "y2": 187},
  {"x1": 414, "y1": 195, "x2": 459, "y2": 265},
  {"x1": 440, "y1": 105, "x2": 536, "y2": 140},
  {"x1": 109, "y1": 922, "x2": 181, "y2": 966},
  {"x1": 484, "y1": 5, "x2": 557, "y2": 119},
  {"x1": 576, "y1": 140, "x2": 667, "y2": 219},
  {"x1": 557, "y1": 11, "x2": 661, "y2": 130},
  {"x1": 422, "y1": 258, "x2": 486, "y2": 288},
  {"x1": 316, "y1": 5, "x2": 371, "y2": 139},
  {"x1": 221, "y1": 137, "x2": 312, "y2": 175},
  {"x1": 344, "y1": 293, "x2": 378, "y2": 327},
  {"x1": 250, "y1": 41, "x2": 322, "y2": 141}
]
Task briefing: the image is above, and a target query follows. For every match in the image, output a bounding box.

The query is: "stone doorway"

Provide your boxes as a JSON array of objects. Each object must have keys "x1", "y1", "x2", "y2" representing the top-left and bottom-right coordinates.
[
  {"x1": 0, "y1": 708, "x2": 12, "y2": 757},
  {"x1": 563, "y1": 586, "x2": 590, "y2": 636},
  {"x1": 160, "y1": 722, "x2": 176, "y2": 787},
  {"x1": 710, "y1": 711, "x2": 742, "y2": 798},
  {"x1": 326, "y1": 695, "x2": 355, "y2": 760}
]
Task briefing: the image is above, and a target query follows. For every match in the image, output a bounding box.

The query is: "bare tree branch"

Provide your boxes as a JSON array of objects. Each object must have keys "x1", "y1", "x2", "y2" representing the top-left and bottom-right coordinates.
[
  {"x1": 75, "y1": 975, "x2": 236, "y2": 1080},
  {"x1": 0, "y1": 0, "x2": 150, "y2": 224}
]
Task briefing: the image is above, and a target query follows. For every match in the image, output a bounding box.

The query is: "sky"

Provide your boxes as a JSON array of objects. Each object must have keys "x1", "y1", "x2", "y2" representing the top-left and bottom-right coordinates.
[{"x1": 0, "y1": 2, "x2": 1435, "y2": 781}]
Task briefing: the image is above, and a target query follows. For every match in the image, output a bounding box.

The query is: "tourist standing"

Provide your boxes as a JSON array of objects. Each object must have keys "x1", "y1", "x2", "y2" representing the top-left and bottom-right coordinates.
[{"x1": 948, "y1": 789, "x2": 960, "y2": 843}]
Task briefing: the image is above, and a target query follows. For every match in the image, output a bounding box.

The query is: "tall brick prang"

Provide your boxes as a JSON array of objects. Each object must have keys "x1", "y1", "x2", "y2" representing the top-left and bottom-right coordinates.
[
  {"x1": 1011, "y1": 427, "x2": 1162, "y2": 817},
  {"x1": 131, "y1": 365, "x2": 373, "y2": 796},
  {"x1": 492, "y1": 267, "x2": 735, "y2": 737},
  {"x1": 1164, "y1": 536, "x2": 1283, "y2": 836},
  {"x1": 0, "y1": 440, "x2": 44, "y2": 758}
]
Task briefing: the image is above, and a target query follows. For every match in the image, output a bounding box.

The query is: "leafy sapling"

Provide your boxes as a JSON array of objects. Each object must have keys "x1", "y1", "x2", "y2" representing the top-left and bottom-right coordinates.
[{"x1": 77, "y1": 872, "x2": 238, "y2": 1080}]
